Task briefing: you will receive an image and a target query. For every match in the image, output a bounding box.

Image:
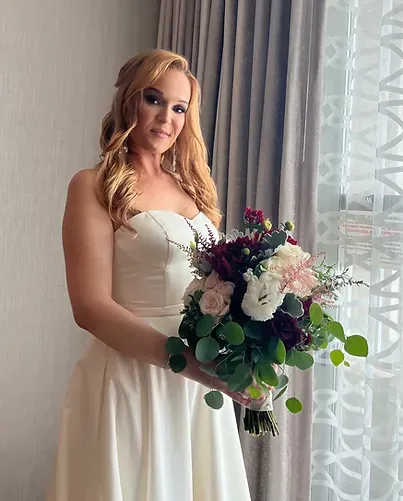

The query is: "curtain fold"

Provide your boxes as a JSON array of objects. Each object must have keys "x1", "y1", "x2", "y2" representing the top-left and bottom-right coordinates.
[{"x1": 158, "y1": 2, "x2": 326, "y2": 499}]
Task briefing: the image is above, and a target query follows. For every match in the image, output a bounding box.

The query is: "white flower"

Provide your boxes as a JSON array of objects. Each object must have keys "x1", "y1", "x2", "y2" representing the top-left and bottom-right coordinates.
[
  {"x1": 183, "y1": 276, "x2": 206, "y2": 306},
  {"x1": 263, "y1": 242, "x2": 311, "y2": 273},
  {"x1": 199, "y1": 289, "x2": 229, "y2": 317},
  {"x1": 241, "y1": 271, "x2": 285, "y2": 321}
]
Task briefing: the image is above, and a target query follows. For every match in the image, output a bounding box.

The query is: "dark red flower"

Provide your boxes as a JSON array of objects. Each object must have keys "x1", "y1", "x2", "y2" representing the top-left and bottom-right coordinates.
[
  {"x1": 244, "y1": 207, "x2": 265, "y2": 226},
  {"x1": 206, "y1": 236, "x2": 262, "y2": 282},
  {"x1": 302, "y1": 297, "x2": 313, "y2": 318},
  {"x1": 266, "y1": 311, "x2": 305, "y2": 350},
  {"x1": 287, "y1": 236, "x2": 298, "y2": 245}
]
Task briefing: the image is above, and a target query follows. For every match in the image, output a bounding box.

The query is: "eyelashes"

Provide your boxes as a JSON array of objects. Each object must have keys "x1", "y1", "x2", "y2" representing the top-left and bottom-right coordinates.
[{"x1": 143, "y1": 94, "x2": 187, "y2": 114}]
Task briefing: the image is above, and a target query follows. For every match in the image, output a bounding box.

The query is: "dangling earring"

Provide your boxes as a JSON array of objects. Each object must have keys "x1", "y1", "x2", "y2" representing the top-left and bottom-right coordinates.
[
  {"x1": 172, "y1": 144, "x2": 177, "y2": 173},
  {"x1": 123, "y1": 145, "x2": 128, "y2": 153}
]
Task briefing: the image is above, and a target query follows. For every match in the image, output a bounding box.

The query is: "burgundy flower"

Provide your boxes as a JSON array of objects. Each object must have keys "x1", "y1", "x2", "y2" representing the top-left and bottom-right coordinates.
[
  {"x1": 287, "y1": 236, "x2": 298, "y2": 245},
  {"x1": 244, "y1": 207, "x2": 265, "y2": 226},
  {"x1": 266, "y1": 311, "x2": 305, "y2": 350},
  {"x1": 206, "y1": 236, "x2": 262, "y2": 282},
  {"x1": 302, "y1": 297, "x2": 313, "y2": 318}
]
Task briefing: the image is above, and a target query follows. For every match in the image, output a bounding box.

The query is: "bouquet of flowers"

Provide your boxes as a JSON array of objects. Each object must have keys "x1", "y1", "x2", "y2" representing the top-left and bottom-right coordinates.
[{"x1": 166, "y1": 208, "x2": 368, "y2": 436}]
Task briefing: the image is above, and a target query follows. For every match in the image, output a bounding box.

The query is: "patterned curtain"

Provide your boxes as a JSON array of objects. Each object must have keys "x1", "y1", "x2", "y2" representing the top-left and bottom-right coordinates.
[{"x1": 312, "y1": 1, "x2": 403, "y2": 500}]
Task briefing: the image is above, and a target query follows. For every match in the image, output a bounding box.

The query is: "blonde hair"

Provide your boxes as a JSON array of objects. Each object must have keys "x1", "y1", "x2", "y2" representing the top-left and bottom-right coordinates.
[{"x1": 95, "y1": 48, "x2": 221, "y2": 231}]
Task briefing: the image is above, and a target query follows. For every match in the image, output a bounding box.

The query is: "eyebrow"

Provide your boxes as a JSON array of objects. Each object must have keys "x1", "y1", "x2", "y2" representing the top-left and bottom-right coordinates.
[{"x1": 145, "y1": 87, "x2": 189, "y2": 105}]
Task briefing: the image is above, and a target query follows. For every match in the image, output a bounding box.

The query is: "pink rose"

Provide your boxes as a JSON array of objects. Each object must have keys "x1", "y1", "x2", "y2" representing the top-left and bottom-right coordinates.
[
  {"x1": 205, "y1": 270, "x2": 220, "y2": 289},
  {"x1": 214, "y1": 280, "x2": 235, "y2": 300},
  {"x1": 183, "y1": 277, "x2": 206, "y2": 306},
  {"x1": 199, "y1": 290, "x2": 229, "y2": 317}
]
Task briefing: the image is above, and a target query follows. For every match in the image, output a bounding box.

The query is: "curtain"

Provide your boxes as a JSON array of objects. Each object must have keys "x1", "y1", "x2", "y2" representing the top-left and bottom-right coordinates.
[
  {"x1": 158, "y1": 1, "x2": 326, "y2": 499},
  {"x1": 312, "y1": 1, "x2": 403, "y2": 500}
]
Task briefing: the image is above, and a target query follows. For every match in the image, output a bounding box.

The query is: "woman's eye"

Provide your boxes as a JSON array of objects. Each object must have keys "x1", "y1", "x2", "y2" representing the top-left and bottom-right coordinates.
[
  {"x1": 144, "y1": 95, "x2": 159, "y2": 105},
  {"x1": 174, "y1": 106, "x2": 186, "y2": 114}
]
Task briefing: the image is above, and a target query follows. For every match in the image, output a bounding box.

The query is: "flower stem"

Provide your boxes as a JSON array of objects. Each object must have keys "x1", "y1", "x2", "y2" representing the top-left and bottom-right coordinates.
[{"x1": 243, "y1": 409, "x2": 279, "y2": 437}]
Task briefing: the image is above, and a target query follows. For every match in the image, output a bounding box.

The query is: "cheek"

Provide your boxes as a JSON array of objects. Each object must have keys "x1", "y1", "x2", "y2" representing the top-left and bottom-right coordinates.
[{"x1": 173, "y1": 115, "x2": 186, "y2": 136}]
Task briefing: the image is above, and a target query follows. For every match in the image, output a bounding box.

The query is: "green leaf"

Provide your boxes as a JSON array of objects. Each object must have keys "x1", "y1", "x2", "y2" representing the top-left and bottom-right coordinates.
[
  {"x1": 327, "y1": 321, "x2": 346, "y2": 342},
  {"x1": 256, "y1": 360, "x2": 279, "y2": 387},
  {"x1": 280, "y1": 293, "x2": 304, "y2": 318},
  {"x1": 223, "y1": 322, "x2": 245, "y2": 345},
  {"x1": 228, "y1": 373, "x2": 253, "y2": 393},
  {"x1": 195, "y1": 337, "x2": 220, "y2": 363},
  {"x1": 178, "y1": 318, "x2": 190, "y2": 339},
  {"x1": 196, "y1": 314, "x2": 215, "y2": 338},
  {"x1": 276, "y1": 374, "x2": 289, "y2": 390},
  {"x1": 275, "y1": 339, "x2": 286, "y2": 364},
  {"x1": 344, "y1": 360, "x2": 351, "y2": 367},
  {"x1": 263, "y1": 336, "x2": 279, "y2": 360},
  {"x1": 293, "y1": 351, "x2": 314, "y2": 370},
  {"x1": 168, "y1": 353, "x2": 187, "y2": 373},
  {"x1": 166, "y1": 337, "x2": 186, "y2": 355},
  {"x1": 199, "y1": 365, "x2": 218, "y2": 377},
  {"x1": 309, "y1": 303, "x2": 324, "y2": 325},
  {"x1": 244, "y1": 321, "x2": 265, "y2": 340},
  {"x1": 345, "y1": 335, "x2": 369, "y2": 357},
  {"x1": 285, "y1": 349, "x2": 298, "y2": 367},
  {"x1": 330, "y1": 349, "x2": 344, "y2": 366},
  {"x1": 204, "y1": 390, "x2": 224, "y2": 410},
  {"x1": 286, "y1": 397, "x2": 303, "y2": 413},
  {"x1": 263, "y1": 230, "x2": 287, "y2": 249},
  {"x1": 247, "y1": 386, "x2": 262, "y2": 399},
  {"x1": 193, "y1": 290, "x2": 203, "y2": 303},
  {"x1": 234, "y1": 362, "x2": 251, "y2": 379},
  {"x1": 273, "y1": 385, "x2": 288, "y2": 402}
]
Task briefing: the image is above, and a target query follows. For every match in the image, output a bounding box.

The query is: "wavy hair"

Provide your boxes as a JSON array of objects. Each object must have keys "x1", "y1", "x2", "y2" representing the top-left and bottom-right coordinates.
[{"x1": 95, "y1": 49, "x2": 221, "y2": 231}]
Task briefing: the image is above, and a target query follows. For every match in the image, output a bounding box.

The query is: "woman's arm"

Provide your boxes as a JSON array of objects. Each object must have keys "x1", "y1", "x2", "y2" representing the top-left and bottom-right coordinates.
[{"x1": 62, "y1": 169, "x2": 252, "y2": 406}]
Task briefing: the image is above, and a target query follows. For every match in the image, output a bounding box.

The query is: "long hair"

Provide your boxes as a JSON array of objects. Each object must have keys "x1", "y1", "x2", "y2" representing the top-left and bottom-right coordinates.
[{"x1": 95, "y1": 49, "x2": 221, "y2": 231}]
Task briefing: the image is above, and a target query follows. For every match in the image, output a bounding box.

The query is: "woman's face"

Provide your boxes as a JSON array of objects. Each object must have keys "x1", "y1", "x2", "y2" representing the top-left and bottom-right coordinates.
[{"x1": 129, "y1": 69, "x2": 191, "y2": 154}]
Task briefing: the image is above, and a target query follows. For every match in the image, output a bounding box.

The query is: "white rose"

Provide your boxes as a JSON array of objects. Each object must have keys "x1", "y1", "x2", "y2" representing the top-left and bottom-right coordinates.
[
  {"x1": 183, "y1": 276, "x2": 206, "y2": 306},
  {"x1": 199, "y1": 289, "x2": 229, "y2": 317},
  {"x1": 205, "y1": 270, "x2": 220, "y2": 290},
  {"x1": 275, "y1": 242, "x2": 310, "y2": 263},
  {"x1": 241, "y1": 271, "x2": 285, "y2": 321}
]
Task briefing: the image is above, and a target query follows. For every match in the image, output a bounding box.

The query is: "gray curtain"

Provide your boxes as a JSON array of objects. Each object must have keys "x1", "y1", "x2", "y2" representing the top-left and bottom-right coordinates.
[{"x1": 158, "y1": 1, "x2": 326, "y2": 500}]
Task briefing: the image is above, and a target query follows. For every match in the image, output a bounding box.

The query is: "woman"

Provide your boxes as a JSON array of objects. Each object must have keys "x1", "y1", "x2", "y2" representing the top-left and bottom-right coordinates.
[{"x1": 47, "y1": 49, "x2": 253, "y2": 501}]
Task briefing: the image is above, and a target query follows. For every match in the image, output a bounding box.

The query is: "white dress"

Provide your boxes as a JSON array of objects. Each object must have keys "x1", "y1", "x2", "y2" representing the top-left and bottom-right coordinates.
[{"x1": 47, "y1": 210, "x2": 251, "y2": 501}]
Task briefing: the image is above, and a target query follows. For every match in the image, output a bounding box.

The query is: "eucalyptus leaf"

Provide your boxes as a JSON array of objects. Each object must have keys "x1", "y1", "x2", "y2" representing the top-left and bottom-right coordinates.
[
  {"x1": 275, "y1": 339, "x2": 286, "y2": 364},
  {"x1": 168, "y1": 353, "x2": 187, "y2": 373},
  {"x1": 264, "y1": 336, "x2": 278, "y2": 360},
  {"x1": 204, "y1": 390, "x2": 224, "y2": 410},
  {"x1": 293, "y1": 351, "x2": 314, "y2": 370},
  {"x1": 285, "y1": 349, "x2": 298, "y2": 367},
  {"x1": 196, "y1": 314, "x2": 215, "y2": 338},
  {"x1": 247, "y1": 386, "x2": 262, "y2": 399},
  {"x1": 309, "y1": 303, "x2": 324, "y2": 325},
  {"x1": 223, "y1": 322, "x2": 245, "y2": 345},
  {"x1": 195, "y1": 337, "x2": 220, "y2": 363},
  {"x1": 256, "y1": 360, "x2": 279, "y2": 387},
  {"x1": 330, "y1": 349, "x2": 344, "y2": 366},
  {"x1": 344, "y1": 360, "x2": 351, "y2": 367},
  {"x1": 244, "y1": 321, "x2": 265, "y2": 340},
  {"x1": 263, "y1": 230, "x2": 287, "y2": 249},
  {"x1": 345, "y1": 335, "x2": 369, "y2": 357},
  {"x1": 273, "y1": 385, "x2": 288, "y2": 402},
  {"x1": 178, "y1": 318, "x2": 189, "y2": 339},
  {"x1": 166, "y1": 337, "x2": 186, "y2": 356},
  {"x1": 280, "y1": 293, "x2": 304, "y2": 318},
  {"x1": 228, "y1": 373, "x2": 253, "y2": 393},
  {"x1": 276, "y1": 374, "x2": 289, "y2": 390},
  {"x1": 327, "y1": 321, "x2": 346, "y2": 342},
  {"x1": 286, "y1": 397, "x2": 303, "y2": 413}
]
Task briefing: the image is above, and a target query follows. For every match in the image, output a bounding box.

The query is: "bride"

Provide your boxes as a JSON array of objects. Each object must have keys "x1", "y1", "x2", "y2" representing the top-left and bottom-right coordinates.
[{"x1": 47, "y1": 48, "x2": 257, "y2": 501}]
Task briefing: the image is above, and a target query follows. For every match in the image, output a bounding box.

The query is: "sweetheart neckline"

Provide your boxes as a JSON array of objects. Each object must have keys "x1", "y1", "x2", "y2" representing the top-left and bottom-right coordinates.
[{"x1": 114, "y1": 209, "x2": 204, "y2": 233}]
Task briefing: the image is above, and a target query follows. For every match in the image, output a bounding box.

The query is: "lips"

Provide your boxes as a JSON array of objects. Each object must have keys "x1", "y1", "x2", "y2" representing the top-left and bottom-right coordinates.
[{"x1": 151, "y1": 129, "x2": 171, "y2": 139}]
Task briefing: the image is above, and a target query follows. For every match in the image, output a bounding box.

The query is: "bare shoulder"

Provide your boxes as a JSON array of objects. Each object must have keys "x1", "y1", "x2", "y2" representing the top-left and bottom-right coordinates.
[{"x1": 63, "y1": 168, "x2": 112, "y2": 236}]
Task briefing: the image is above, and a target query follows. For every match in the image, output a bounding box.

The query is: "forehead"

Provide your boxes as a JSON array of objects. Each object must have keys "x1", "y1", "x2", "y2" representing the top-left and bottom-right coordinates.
[{"x1": 150, "y1": 69, "x2": 191, "y2": 102}]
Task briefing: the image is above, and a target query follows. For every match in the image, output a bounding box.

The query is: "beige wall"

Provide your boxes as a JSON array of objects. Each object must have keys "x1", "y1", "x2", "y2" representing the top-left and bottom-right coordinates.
[{"x1": 0, "y1": 1, "x2": 160, "y2": 499}]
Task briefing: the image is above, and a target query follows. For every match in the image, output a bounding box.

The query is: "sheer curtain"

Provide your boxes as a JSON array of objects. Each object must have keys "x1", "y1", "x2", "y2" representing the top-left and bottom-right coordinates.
[{"x1": 312, "y1": 1, "x2": 403, "y2": 500}]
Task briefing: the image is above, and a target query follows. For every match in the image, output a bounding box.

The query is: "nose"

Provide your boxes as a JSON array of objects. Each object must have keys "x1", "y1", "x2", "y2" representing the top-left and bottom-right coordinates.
[{"x1": 157, "y1": 106, "x2": 172, "y2": 124}]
